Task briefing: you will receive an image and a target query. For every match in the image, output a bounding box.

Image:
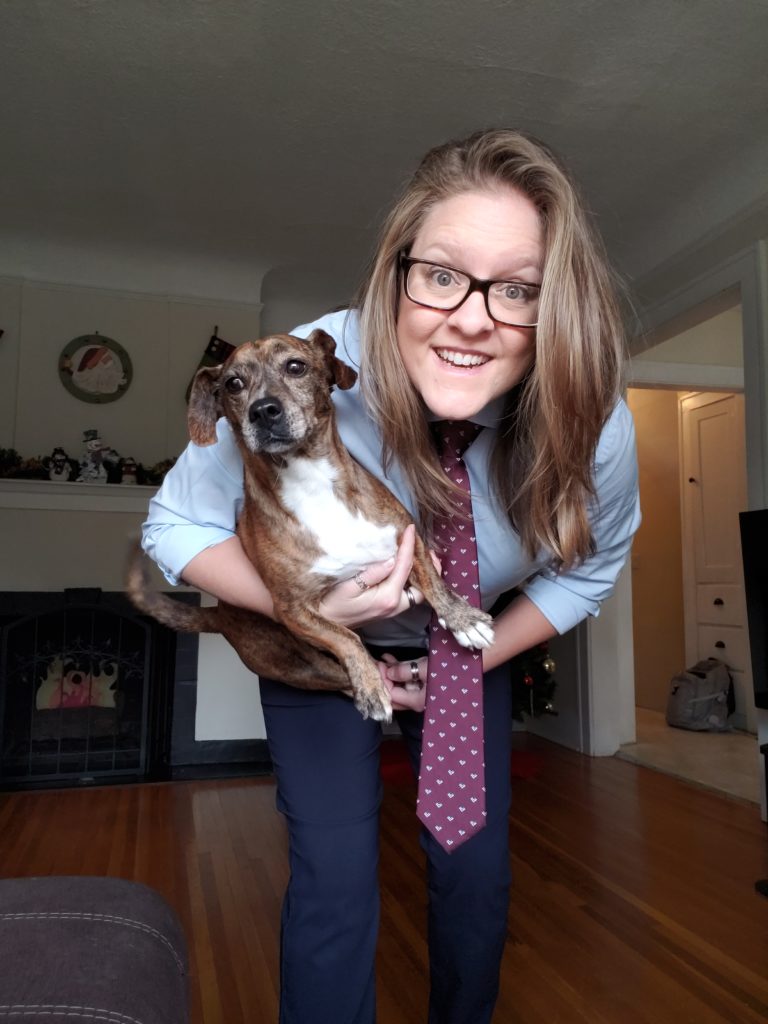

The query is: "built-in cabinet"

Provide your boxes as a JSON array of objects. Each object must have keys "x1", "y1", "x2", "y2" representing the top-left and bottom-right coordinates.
[{"x1": 680, "y1": 392, "x2": 754, "y2": 732}]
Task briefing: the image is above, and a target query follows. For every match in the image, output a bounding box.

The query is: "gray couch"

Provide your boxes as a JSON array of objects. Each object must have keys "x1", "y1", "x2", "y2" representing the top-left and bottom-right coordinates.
[{"x1": 0, "y1": 875, "x2": 189, "y2": 1024}]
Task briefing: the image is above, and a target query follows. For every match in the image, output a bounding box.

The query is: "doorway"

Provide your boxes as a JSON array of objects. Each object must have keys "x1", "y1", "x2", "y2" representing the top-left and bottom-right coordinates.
[{"x1": 618, "y1": 303, "x2": 761, "y2": 803}]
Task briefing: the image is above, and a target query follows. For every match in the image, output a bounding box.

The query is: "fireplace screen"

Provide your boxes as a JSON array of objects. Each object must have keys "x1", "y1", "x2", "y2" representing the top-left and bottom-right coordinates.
[{"x1": 0, "y1": 595, "x2": 153, "y2": 783}]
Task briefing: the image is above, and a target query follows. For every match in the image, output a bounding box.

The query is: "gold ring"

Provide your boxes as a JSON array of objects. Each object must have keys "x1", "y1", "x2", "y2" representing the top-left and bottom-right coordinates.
[
  {"x1": 353, "y1": 571, "x2": 369, "y2": 592},
  {"x1": 405, "y1": 586, "x2": 416, "y2": 608},
  {"x1": 409, "y1": 661, "x2": 420, "y2": 684}
]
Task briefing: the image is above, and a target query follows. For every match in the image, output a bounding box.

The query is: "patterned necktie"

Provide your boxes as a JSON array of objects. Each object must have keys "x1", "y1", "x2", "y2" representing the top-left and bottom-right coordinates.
[{"x1": 417, "y1": 420, "x2": 485, "y2": 851}]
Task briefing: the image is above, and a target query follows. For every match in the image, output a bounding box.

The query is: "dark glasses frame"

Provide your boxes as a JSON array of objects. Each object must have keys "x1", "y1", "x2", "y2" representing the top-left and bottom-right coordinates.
[{"x1": 398, "y1": 252, "x2": 539, "y2": 328}]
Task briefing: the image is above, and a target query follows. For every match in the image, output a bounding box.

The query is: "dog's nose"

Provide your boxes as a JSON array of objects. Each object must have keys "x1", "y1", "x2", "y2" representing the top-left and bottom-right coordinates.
[{"x1": 249, "y1": 396, "x2": 285, "y2": 427}]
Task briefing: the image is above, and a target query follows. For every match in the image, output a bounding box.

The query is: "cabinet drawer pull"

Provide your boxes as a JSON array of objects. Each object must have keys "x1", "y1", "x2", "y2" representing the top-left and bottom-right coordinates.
[
  {"x1": 713, "y1": 598, "x2": 724, "y2": 606},
  {"x1": 714, "y1": 640, "x2": 726, "y2": 649}
]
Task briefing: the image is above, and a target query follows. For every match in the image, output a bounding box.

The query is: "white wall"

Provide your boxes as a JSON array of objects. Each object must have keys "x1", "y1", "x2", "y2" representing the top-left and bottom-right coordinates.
[
  {"x1": 0, "y1": 275, "x2": 263, "y2": 462},
  {"x1": 634, "y1": 306, "x2": 743, "y2": 367},
  {"x1": 628, "y1": 388, "x2": 686, "y2": 713},
  {"x1": 260, "y1": 263, "x2": 360, "y2": 337}
]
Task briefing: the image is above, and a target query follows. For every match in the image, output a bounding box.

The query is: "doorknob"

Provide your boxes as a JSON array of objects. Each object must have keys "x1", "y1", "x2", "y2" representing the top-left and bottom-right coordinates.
[
  {"x1": 713, "y1": 598, "x2": 724, "y2": 606},
  {"x1": 715, "y1": 640, "x2": 726, "y2": 649},
  {"x1": 688, "y1": 477, "x2": 698, "y2": 483}
]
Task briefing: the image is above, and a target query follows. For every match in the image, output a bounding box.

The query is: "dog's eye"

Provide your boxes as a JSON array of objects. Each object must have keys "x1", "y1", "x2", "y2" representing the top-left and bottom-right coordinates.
[
  {"x1": 225, "y1": 376, "x2": 245, "y2": 394},
  {"x1": 285, "y1": 359, "x2": 307, "y2": 377}
]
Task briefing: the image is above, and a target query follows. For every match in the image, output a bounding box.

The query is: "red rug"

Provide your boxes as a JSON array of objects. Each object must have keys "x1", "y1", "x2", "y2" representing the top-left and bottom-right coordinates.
[{"x1": 379, "y1": 738, "x2": 544, "y2": 785}]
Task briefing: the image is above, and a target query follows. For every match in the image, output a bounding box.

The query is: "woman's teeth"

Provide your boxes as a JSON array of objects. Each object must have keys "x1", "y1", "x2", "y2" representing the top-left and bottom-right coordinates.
[{"x1": 436, "y1": 349, "x2": 489, "y2": 367}]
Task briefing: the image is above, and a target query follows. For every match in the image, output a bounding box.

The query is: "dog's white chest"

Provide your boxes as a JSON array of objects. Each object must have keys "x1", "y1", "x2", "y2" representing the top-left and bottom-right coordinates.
[{"x1": 278, "y1": 456, "x2": 398, "y2": 578}]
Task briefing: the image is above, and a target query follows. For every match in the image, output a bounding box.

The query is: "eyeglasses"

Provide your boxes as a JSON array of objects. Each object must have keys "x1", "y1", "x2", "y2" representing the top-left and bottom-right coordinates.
[{"x1": 399, "y1": 253, "x2": 539, "y2": 327}]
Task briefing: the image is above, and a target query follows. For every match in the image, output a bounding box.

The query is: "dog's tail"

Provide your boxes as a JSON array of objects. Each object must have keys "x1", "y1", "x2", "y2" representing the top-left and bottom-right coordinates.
[{"x1": 126, "y1": 540, "x2": 220, "y2": 634}]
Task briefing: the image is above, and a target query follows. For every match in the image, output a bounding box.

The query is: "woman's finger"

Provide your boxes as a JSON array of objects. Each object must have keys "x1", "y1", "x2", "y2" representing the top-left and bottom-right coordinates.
[
  {"x1": 350, "y1": 555, "x2": 396, "y2": 593},
  {"x1": 383, "y1": 654, "x2": 426, "y2": 690},
  {"x1": 350, "y1": 523, "x2": 417, "y2": 594},
  {"x1": 385, "y1": 523, "x2": 416, "y2": 592},
  {"x1": 372, "y1": 525, "x2": 427, "y2": 616},
  {"x1": 377, "y1": 658, "x2": 426, "y2": 712}
]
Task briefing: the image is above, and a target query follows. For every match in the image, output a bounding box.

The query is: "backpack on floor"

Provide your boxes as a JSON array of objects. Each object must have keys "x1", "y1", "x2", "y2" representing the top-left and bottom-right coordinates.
[{"x1": 665, "y1": 657, "x2": 736, "y2": 732}]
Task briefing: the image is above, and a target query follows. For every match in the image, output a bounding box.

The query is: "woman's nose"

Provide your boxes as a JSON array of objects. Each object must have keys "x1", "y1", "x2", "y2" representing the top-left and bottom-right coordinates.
[{"x1": 446, "y1": 289, "x2": 494, "y2": 333}]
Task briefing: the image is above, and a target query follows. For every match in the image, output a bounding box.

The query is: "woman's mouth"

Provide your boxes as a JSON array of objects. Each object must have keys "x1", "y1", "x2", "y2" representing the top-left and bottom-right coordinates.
[{"x1": 435, "y1": 348, "x2": 490, "y2": 368}]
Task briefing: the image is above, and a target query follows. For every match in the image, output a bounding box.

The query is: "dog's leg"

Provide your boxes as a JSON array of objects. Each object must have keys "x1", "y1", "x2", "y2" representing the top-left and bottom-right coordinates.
[
  {"x1": 276, "y1": 606, "x2": 392, "y2": 722},
  {"x1": 216, "y1": 604, "x2": 351, "y2": 691},
  {"x1": 408, "y1": 535, "x2": 495, "y2": 650},
  {"x1": 127, "y1": 543, "x2": 351, "y2": 692}
]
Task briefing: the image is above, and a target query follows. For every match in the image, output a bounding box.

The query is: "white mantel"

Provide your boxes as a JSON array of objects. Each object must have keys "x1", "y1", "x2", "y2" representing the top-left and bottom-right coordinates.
[{"x1": 0, "y1": 478, "x2": 156, "y2": 513}]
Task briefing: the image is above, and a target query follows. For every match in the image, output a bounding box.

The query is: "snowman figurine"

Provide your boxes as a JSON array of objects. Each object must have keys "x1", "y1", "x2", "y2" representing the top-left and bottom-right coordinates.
[{"x1": 76, "y1": 429, "x2": 110, "y2": 483}]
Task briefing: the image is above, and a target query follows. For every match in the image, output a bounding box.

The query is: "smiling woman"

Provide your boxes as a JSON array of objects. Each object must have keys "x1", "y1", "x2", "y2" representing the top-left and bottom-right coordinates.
[
  {"x1": 358, "y1": 132, "x2": 628, "y2": 572},
  {"x1": 140, "y1": 128, "x2": 640, "y2": 1024},
  {"x1": 394, "y1": 189, "x2": 542, "y2": 422}
]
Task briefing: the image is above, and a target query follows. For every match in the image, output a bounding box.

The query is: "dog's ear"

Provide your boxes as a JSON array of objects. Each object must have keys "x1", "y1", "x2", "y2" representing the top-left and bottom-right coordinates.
[
  {"x1": 188, "y1": 365, "x2": 223, "y2": 446},
  {"x1": 307, "y1": 328, "x2": 358, "y2": 391}
]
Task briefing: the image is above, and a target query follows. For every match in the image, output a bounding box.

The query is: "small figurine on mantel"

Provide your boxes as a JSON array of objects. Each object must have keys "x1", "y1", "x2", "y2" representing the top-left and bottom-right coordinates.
[
  {"x1": 76, "y1": 428, "x2": 120, "y2": 483},
  {"x1": 43, "y1": 446, "x2": 77, "y2": 482}
]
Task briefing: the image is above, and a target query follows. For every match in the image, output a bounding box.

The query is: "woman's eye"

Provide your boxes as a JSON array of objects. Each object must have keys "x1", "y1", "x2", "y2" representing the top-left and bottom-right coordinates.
[
  {"x1": 225, "y1": 376, "x2": 245, "y2": 394},
  {"x1": 499, "y1": 282, "x2": 535, "y2": 303},
  {"x1": 285, "y1": 359, "x2": 307, "y2": 377},
  {"x1": 428, "y1": 268, "x2": 456, "y2": 288}
]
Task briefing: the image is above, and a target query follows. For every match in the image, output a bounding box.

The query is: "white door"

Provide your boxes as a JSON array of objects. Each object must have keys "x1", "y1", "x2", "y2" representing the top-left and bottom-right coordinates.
[{"x1": 680, "y1": 392, "x2": 755, "y2": 732}]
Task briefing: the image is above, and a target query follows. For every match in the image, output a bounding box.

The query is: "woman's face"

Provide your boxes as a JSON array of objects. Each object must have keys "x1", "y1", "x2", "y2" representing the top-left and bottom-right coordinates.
[{"x1": 396, "y1": 188, "x2": 543, "y2": 420}]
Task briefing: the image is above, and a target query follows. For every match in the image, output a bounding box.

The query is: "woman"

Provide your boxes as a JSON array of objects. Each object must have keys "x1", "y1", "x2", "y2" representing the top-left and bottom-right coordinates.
[{"x1": 144, "y1": 129, "x2": 640, "y2": 1024}]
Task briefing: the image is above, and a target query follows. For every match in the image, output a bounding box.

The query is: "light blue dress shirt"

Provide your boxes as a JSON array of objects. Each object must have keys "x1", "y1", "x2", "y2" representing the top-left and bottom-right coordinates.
[{"x1": 143, "y1": 309, "x2": 641, "y2": 648}]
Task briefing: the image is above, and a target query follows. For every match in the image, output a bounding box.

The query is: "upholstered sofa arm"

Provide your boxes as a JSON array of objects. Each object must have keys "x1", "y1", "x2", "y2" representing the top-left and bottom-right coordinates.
[{"x1": 0, "y1": 876, "x2": 189, "y2": 1024}]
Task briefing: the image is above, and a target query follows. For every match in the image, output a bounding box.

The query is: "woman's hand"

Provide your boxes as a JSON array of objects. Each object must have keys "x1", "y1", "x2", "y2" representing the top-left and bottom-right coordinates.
[
  {"x1": 318, "y1": 524, "x2": 425, "y2": 628},
  {"x1": 379, "y1": 653, "x2": 427, "y2": 712}
]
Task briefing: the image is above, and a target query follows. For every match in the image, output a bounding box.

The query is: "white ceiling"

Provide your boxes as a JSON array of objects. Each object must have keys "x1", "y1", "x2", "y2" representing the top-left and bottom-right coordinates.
[{"x1": 2, "y1": 0, "x2": 767, "y2": 303}]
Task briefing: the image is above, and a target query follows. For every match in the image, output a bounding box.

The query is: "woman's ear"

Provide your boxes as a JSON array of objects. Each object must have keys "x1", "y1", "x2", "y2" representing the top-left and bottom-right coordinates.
[
  {"x1": 188, "y1": 365, "x2": 223, "y2": 445},
  {"x1": 308, "y1": 328, "x2": 358, "y2": 391}
]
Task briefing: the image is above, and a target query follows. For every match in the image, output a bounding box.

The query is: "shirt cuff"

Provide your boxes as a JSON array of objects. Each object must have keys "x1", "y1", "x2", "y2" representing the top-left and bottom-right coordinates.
[
  {"x1": 143, "y1": 525, "x2": 236, "y2": 587},
  {"x1": 522, "y1": 575, "x2": 600, "y2": 635}
]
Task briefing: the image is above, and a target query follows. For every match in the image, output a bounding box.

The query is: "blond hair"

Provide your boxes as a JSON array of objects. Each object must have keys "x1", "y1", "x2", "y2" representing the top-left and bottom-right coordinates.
[{"x1": 356, "y1": 129, "x2": 626, "y2": 569}]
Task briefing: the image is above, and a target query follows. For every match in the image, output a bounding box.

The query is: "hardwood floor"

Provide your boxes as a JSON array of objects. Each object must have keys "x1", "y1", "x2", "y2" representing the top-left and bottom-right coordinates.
[{"x1": 1, "y1": 733, "x2": 767, "y2": 1023}]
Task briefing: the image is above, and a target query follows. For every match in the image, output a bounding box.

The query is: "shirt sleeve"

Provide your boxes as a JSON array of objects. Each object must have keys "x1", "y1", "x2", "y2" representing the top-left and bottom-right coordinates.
[
  {"x1": 522, "y1": 399, "x2": 641, "y2": 634},
  {"x1": 141, "y1": 419, "x2": 245, "y2": 585}
]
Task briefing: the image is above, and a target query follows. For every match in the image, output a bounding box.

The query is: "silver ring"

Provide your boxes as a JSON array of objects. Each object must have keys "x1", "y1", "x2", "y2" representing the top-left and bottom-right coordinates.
[
  {"x1": 353, "y1": 571, "x2": 369, "y2": 592},
  {"x1": 405, "y1": 586, "x2": 416, "y2": 608},
  {"x1": 409, "y1": 661, "x2": 420, "y2": 684}
]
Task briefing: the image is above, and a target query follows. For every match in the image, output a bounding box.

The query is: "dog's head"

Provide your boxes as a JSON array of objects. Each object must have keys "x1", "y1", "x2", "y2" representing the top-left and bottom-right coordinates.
[{"x1": 188, "y1": 329, "x2": 357, "y2": 455}]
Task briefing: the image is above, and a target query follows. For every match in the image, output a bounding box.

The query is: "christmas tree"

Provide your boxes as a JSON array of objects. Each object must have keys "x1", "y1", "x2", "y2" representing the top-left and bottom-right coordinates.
[{"x1": 510, "y1": 642, "x2": 558, "y2": 721}]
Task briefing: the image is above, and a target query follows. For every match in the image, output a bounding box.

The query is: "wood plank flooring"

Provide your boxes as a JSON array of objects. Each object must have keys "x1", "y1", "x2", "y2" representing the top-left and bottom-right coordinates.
[{"x1": 1, "y1": 733, "x2": 766, "y2": 1023}]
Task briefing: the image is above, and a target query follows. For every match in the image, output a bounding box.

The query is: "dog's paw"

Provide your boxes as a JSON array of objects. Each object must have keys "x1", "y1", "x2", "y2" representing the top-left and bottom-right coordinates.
[
  {"x1": 438, "y1": 609, "x2": 495, "y2": 650},
  {"x1": 354, "y1": 687, "x2": 393, "y2": 724}
]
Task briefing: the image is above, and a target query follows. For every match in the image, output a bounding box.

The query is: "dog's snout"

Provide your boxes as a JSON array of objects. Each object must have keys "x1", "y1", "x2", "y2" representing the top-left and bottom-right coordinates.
[{"x1": 249, "y1": 396, "x2": 285, "y2": 428}]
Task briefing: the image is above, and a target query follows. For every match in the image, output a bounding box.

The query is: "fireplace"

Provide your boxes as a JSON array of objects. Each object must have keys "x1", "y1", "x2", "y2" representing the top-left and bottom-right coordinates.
[
  {"x1": 0, "y1": 480, "x2": 272, "y2": 788},
  {"x1": 0, "y1": 589, "x2": 182, "y2": 787}
]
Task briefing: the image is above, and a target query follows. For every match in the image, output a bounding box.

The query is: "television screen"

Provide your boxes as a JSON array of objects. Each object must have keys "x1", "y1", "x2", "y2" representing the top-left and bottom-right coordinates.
[{"x1": 739, "y1": 509, "x2": 768, "y2": 711}]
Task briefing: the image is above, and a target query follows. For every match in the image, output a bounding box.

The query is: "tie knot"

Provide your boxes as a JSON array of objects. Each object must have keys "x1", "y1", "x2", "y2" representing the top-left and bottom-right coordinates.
[{"x1": 434, "y1": 420, "x2": 483, "y2": 461}]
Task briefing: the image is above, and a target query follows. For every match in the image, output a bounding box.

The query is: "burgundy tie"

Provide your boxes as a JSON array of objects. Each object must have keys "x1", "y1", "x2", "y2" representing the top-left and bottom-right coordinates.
[{"x1": 417, "y1": 420, "x2": 486, "y2": 851}]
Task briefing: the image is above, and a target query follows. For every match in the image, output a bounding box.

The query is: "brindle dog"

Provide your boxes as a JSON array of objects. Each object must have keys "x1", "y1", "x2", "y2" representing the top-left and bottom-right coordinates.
[{"x1": 127, "y1": 330, "x2": 494, "y2": 721}]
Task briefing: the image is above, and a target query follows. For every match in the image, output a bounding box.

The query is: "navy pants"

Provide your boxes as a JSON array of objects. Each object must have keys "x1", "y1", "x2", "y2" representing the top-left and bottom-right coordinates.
[{"x1": 260, "y1": 660, "x2": 512, "y2": 1024}]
